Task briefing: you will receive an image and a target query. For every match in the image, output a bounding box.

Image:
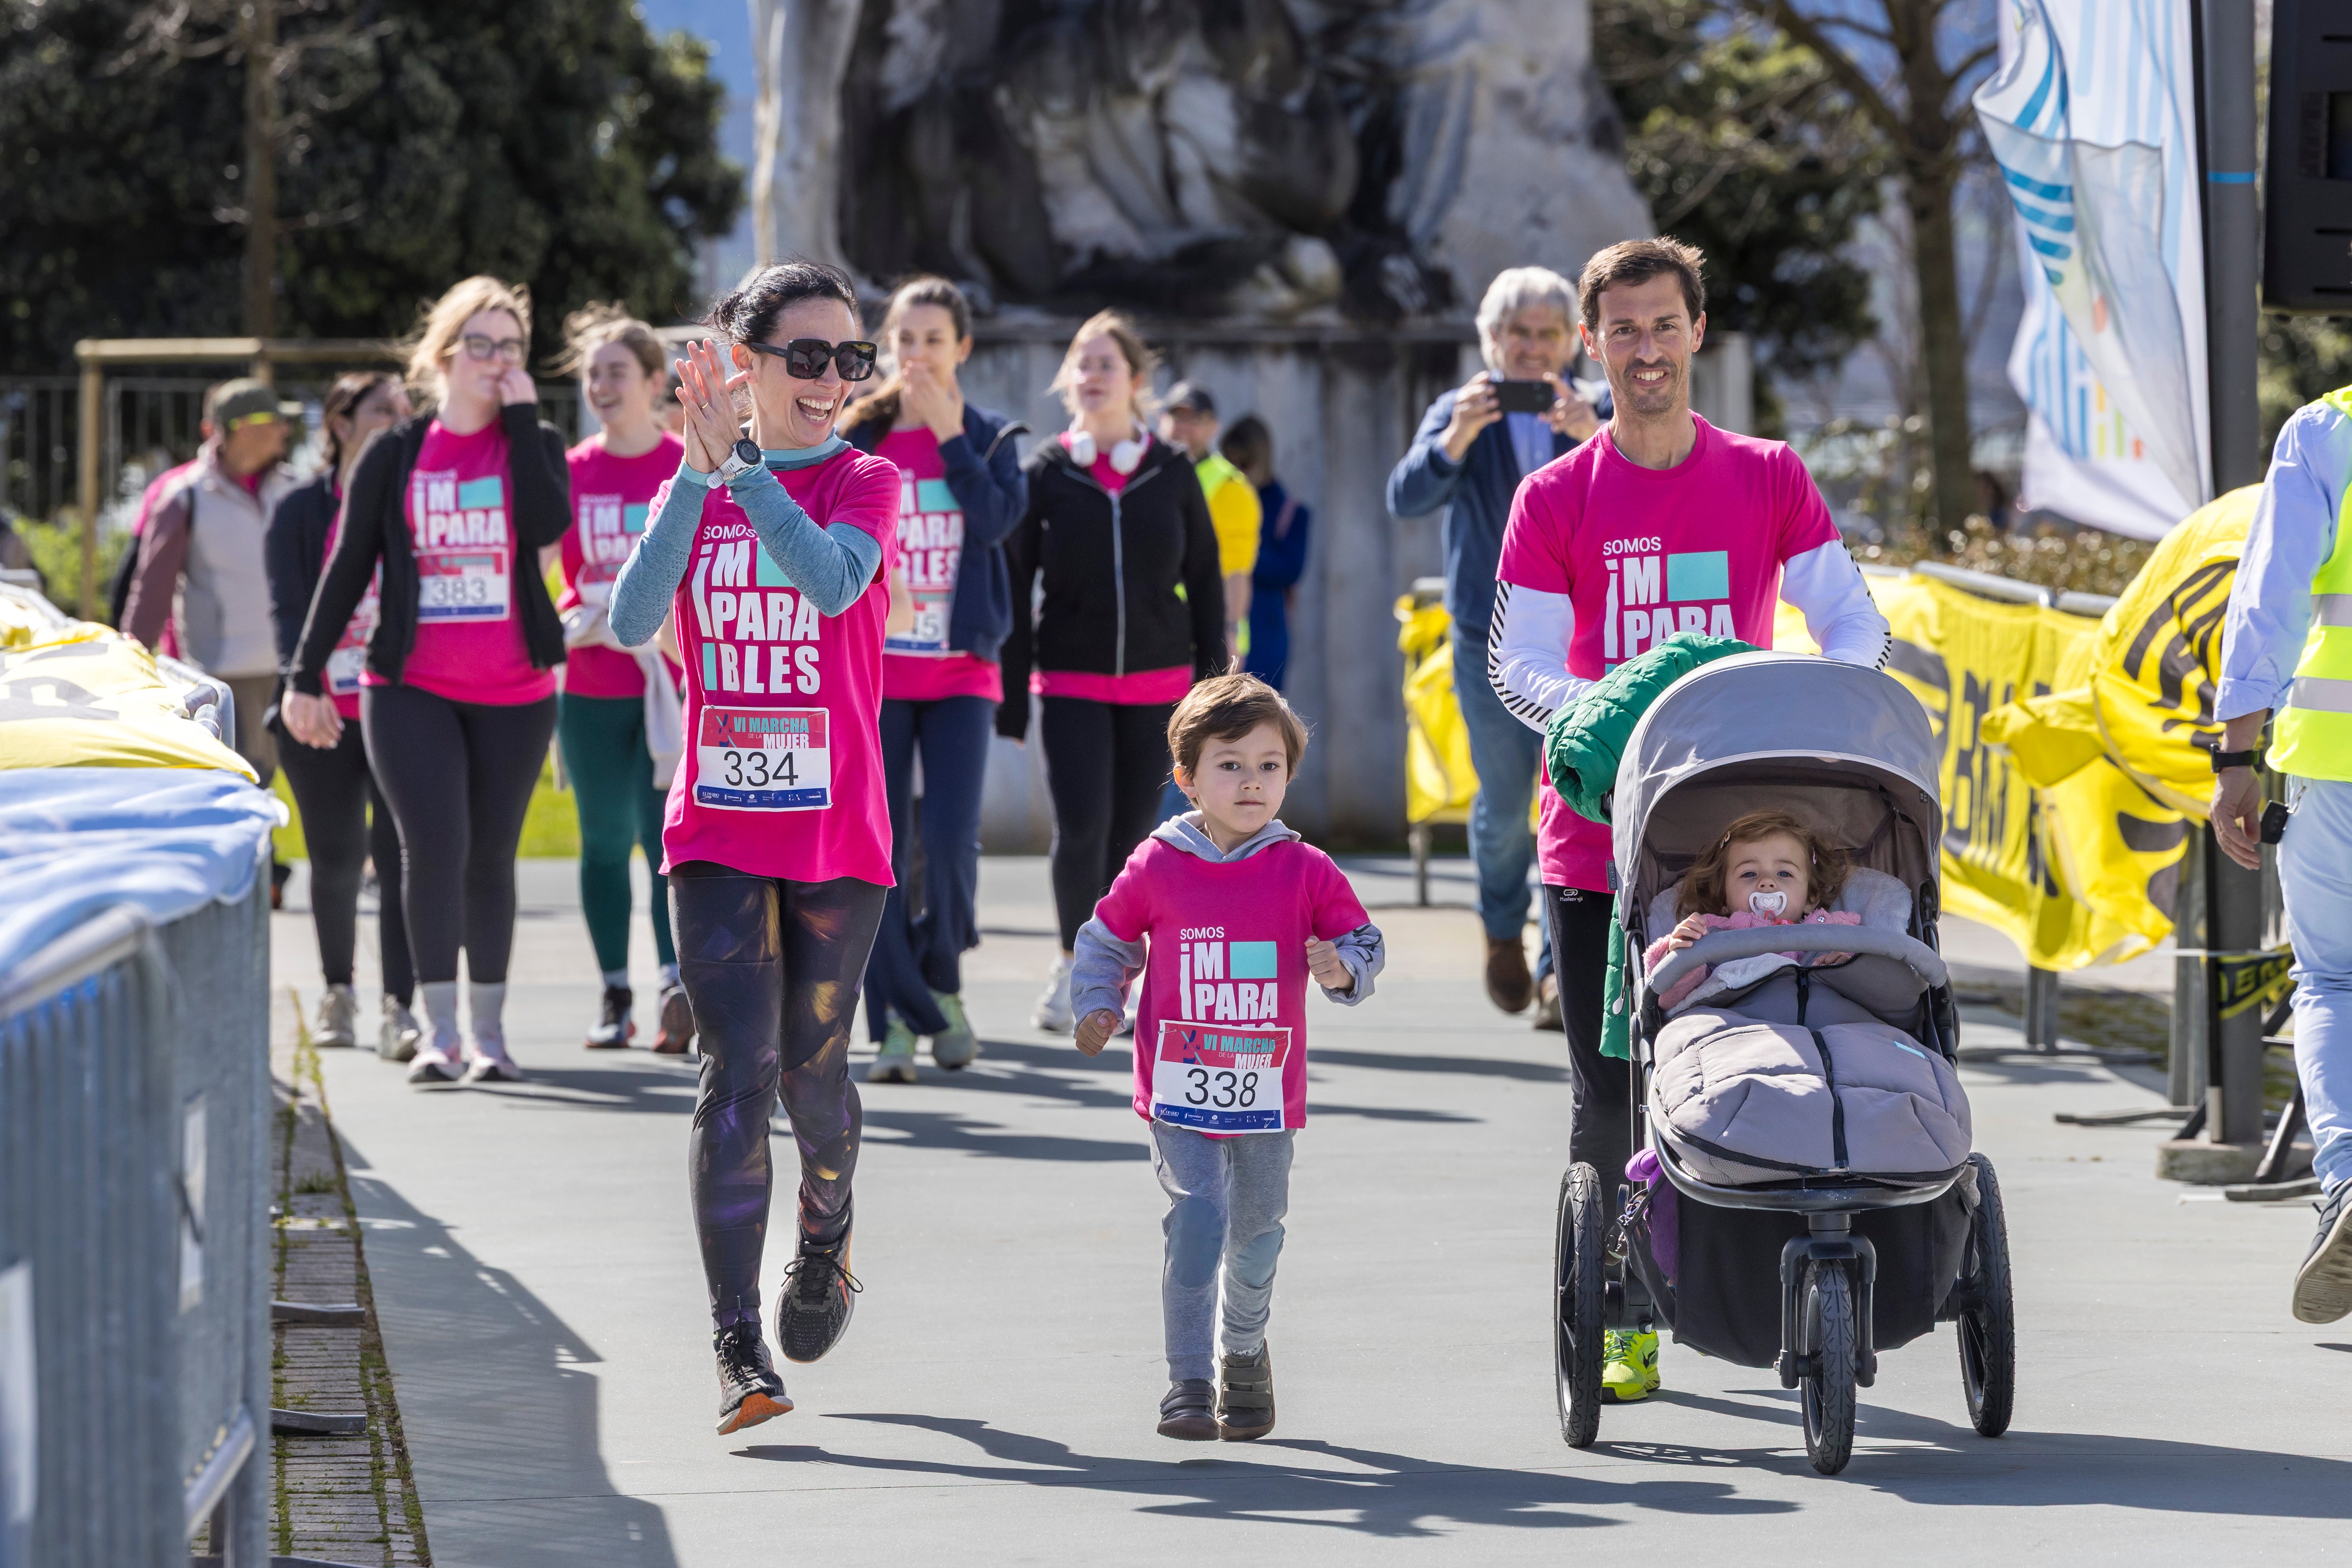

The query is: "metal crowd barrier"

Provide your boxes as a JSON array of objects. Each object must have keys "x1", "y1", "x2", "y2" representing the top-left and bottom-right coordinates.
[{"x1": 0, "y1": 878, "x2": 271, "y2": 1567}]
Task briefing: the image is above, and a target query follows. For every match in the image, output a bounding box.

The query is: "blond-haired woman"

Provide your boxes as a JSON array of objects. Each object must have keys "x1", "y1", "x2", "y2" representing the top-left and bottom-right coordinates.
[
  {"x1": 549, "y1": 304, "x2": 691, "y2": 1053},
  {"x1": 839, "y1": 277, "x2": 1028, "y2": 1081},
  {"x1": 999, "y1": 310, "x2": 1225, "y2": 1029},
  {"x1": 286, "y1": 275, "x2": 571, "y2": 1085}
]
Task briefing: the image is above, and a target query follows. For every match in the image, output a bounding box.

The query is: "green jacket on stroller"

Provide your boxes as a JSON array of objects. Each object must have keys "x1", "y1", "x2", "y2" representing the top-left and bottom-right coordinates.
[{"x1": 1540, "y1": 631, "x2": 1754, "y2": 1061}]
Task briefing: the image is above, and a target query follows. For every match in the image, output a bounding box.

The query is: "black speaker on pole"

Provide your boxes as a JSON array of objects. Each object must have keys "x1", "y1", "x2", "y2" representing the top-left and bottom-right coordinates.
[{"x1": 2264, "y1": 1, "x2": 2352, "y2": 311}]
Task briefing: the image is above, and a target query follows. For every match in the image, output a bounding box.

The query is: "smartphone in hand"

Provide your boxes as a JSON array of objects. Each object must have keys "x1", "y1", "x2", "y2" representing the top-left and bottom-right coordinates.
[{"x1": 1493, "y1": 378, "x2": 1556, "y2": 415}]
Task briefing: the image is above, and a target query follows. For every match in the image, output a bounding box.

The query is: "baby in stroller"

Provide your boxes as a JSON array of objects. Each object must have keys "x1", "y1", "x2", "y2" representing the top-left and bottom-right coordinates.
[{"x1": 1645, "y1": 809, "x2": 1861, "y2": 1011}]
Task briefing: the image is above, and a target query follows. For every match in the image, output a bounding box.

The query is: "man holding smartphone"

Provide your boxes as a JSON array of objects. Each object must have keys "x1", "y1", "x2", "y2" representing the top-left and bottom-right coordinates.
[{"x1": 1388, "y1": 266, "x2": 1604, "y2": 1021}]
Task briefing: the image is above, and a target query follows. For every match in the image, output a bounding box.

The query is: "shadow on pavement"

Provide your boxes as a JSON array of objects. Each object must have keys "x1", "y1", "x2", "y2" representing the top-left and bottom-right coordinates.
[
  {"x1": 341, "y1": 1142, "x2": 682, "y2": 1568},
  {"x1": 1607, "y1": 1383, "x2": 2352, "y2": 1515},
  {"x1": 735, "y1": 1414, "x2": 1795, "y2": 1536}
]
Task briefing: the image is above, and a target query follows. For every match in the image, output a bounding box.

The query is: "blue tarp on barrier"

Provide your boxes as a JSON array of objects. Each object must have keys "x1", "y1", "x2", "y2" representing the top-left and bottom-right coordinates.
[{"x1": 0, "y1": 767, "x2": 282, "y2": 975}]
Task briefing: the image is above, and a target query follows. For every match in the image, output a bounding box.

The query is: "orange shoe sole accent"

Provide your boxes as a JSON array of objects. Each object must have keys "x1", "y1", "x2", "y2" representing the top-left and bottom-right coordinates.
[{"x1": 716, "y1": 1390, "x2": 794, "y2": 1435}]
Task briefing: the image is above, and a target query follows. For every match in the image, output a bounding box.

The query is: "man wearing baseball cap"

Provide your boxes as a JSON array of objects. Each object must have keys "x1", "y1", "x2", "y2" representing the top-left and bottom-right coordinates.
[
  {"x1": 122, "y1": 377, "x2": 299, "y2": 794},
  {"x1": 1159, "y1": 381, "x2": 1260, "y2": 664}
]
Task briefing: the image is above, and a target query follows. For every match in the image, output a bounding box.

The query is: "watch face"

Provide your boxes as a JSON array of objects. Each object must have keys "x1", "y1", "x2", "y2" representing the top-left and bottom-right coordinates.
[{"x1": 733, "y1": 438, "x2": 761, "y2": 466}]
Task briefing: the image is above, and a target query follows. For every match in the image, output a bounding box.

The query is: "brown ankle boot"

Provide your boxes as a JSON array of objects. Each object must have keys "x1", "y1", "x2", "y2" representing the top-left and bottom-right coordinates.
[{"x1": 1485, "y1": 934, "x2": 1533, "y2": 1012}]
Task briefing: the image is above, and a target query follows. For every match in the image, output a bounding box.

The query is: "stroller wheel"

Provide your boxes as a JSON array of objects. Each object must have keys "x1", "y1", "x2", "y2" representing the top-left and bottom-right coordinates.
[
  {"x1": 1799, "y1": 1260, "x2": 1857, "y2": 1475},
  {"x1": 1553, "y1": 1163, "x2": 1606, "y2": 1447},
  {"x1": 1956, "y1": 1153, "x2": 2016, "y2": 1438}
]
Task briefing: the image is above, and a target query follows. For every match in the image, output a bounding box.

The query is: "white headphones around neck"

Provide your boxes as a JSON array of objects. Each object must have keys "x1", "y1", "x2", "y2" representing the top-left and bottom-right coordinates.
[{"x1": 1065, "y1": 423, "x2": 1148, "y2": 475}]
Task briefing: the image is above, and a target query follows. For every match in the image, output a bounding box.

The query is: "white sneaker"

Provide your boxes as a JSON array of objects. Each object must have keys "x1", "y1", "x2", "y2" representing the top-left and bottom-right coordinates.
[
  {"x1": 1033, "y1": 957, "x2": 1075, "y2": 1033},
  {"x1": 313, "y1": 984, "x2": 358, "y2": 1048},
  {"x1": 406, "y1": 1046, "x2": 460, "y2": 1085},
  {"x1": 379, "y1": 997, "x2": 422, "y2": 1062},
  {"x1": 463, "y1": 1028, "x2": 525, "y2": 1084}
]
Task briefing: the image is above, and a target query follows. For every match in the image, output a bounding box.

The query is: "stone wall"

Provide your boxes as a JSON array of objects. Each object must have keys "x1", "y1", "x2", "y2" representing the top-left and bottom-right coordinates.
[{"x1": 966, "y1": 320, "x2": 1753, "y2": 851}]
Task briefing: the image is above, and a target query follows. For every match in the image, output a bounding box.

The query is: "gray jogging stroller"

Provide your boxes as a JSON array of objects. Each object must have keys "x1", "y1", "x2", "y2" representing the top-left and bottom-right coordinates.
[{"x1": 1551, "y1": 652, "x2": 2015, "y2": 1474}]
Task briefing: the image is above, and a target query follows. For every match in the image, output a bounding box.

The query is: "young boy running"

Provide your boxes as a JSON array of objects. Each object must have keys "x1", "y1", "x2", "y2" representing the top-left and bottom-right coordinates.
[{"x1": 1070, "y1": 674, "x2": 1384, "y2": 1440}]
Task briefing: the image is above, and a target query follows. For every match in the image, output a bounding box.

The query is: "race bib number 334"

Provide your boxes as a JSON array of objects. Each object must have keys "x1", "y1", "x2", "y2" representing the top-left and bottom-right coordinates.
[
  {"x1": 694, "y1": 706, "x2": 830, "y2": 811},
  {"x1": 1150, "y1": 1021, "x2": 1290, "y2": 1133}
]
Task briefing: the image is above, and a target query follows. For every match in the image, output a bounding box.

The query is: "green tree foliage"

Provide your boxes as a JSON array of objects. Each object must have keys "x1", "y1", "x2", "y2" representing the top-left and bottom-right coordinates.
[
  {"x1": 0, "y1": 0, "x2": 742, "y2": 373},
  {"x1": 1595, "y1": 3, "x2": 1886, "y2": 433}
]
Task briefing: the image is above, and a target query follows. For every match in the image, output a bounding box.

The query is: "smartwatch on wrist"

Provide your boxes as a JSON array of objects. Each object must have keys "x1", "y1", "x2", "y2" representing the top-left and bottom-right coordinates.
[
  {"x1": 2210, "y1": 747, "x2": 2261, "y2": 773},
  {"x1": 714, "y1": 438, "x2": 762, "y2": 484}
]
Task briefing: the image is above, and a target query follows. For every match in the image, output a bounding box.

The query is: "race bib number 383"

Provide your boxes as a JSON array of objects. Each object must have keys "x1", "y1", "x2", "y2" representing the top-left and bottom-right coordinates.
[
  {"x1": 694, "y1": 706, "x2": 830, "y2": 811},
  {"x1": 1149, "y1": 1021, "x2": 1290, "y2": 1134}
]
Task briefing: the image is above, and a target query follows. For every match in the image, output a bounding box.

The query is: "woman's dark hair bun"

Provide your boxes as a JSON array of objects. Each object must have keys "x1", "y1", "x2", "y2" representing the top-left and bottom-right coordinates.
[{"x1": 707, "y1": 259, "x2": 860, "y2": 346}]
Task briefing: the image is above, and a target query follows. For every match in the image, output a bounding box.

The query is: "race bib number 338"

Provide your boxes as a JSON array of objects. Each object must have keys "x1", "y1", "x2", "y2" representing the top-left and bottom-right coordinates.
[
  {"x1": 1150, "y1": 1021, "x2": 1290, "y2": 1134},
  {"x1": 694, "y1": 706, "x2": 830, "y2": 811}
]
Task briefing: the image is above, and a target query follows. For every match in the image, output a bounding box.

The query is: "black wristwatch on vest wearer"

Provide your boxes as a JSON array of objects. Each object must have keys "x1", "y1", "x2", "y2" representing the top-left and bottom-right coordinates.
[
  {"x1": 715, "y1": 437, "x2": 762, "y2": 484},
  {"x1": 2209, "y1": 747, "x2": 2261, "y2": 772}
]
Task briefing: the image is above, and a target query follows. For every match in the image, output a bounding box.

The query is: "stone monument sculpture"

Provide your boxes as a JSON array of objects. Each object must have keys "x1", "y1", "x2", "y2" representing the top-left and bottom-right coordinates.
[{"x1": 756, "y1": 0, "x2": 1652, "y2": 322}]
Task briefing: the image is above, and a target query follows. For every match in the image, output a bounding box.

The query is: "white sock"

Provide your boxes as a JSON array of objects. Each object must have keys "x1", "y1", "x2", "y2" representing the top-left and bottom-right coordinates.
[
  {"x1": 419, "y1": 981, "x2": 460, "y2": 1057},
  {"x1": 469, "y1": 981, "x2": 509, "y2": 1055},
  {"x1": 660, "y1": 963, "x2": 681, "y2": 988},
  {"x1": 601, "y1": 968, "x2": 630, "y2": 990}
]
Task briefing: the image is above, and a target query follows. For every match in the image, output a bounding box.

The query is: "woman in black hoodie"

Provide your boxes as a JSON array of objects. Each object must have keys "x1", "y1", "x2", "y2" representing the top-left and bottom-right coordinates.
[{"x1": 999, "y1": 310, "x2": 1225, "y2": 1030}]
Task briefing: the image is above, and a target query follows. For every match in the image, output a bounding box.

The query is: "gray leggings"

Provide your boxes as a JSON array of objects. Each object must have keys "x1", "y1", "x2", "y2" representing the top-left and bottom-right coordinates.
[{"x1": 1151, "y1": 1122, "x2": 1294, "y2": 1383}]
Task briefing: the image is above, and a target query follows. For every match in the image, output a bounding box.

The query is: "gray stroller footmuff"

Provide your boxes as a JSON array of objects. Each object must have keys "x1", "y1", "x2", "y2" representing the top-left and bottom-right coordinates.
[{"x1": 1649, "y1": 1006, "x2": 1972, "y2": 1185}]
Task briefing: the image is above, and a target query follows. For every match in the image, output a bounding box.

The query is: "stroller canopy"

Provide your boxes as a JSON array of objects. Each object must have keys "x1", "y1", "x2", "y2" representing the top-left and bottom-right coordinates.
[{"x1": 1611, "y1": 653, "x2": 1942, "y2": 919}]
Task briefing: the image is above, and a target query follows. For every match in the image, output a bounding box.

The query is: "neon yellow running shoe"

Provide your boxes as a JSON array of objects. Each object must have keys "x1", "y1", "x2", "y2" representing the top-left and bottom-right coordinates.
[{"x1": 1601, "y1": 1329, "x2": 1662, "y2": 1403}]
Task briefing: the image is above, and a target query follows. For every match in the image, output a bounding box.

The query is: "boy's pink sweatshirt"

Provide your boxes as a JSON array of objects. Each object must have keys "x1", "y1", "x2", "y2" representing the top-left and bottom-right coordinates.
[
  {"x1": 1071, "y1": 814, "x2": 1382, "y2": 1135},
  {"x1": 1644, "y1": 908, "x2": 1862, "y2": 1011}
]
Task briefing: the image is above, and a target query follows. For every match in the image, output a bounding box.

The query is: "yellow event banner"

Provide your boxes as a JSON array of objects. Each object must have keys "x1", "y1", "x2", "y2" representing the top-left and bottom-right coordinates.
[{"x1": 1781, "y1": 570, "x2": 2199, "y2": 971}]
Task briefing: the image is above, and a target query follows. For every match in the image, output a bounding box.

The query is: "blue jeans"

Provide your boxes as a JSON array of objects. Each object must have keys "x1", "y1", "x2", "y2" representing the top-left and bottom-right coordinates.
[
  {"x1": 2280, "y1": 778, "x2": 2352, "y2": 1194},
  {"x1": 1454, "y1": 628, "x2": 1542, "y2": 944}
]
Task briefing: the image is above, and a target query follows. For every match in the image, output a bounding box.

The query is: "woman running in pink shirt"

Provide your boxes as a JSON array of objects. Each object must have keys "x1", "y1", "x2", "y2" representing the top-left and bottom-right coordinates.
[{"x1": 608, "y1": 261, "x2": 898, "y2": 1436}]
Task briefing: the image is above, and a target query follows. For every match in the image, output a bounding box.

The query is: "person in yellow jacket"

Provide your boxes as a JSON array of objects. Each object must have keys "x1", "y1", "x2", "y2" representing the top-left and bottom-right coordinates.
[
  {"x1": 1161, "y1": 382, "x2": 1259, "y2": 667},
  {"x1": 2213, "y1": 385, "x2": 2352, "y2": 1324}
]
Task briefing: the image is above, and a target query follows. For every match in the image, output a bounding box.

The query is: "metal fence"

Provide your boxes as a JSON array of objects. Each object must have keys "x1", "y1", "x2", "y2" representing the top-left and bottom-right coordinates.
[
  {"x1": 0, "y1": 373, "x2": 584, "y2": 527},
  {"x1": 0, "y1": 877, "x2": 271, "y2": 1567}
]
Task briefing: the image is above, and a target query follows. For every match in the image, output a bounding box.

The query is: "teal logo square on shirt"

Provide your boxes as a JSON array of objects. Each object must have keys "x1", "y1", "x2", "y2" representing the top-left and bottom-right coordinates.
[
  {"x1": 1229, "y1": 941, "x2": 1279, "y2": 980},
  {"x1": 915, "y1": 478, "x2": 958, "y2": 514},
  {"x1": 1665, "y1": 550, "x2": 1729, "y2": 601},
  {"x1": 455, "y1": 476, "x2": 504, "y2": 510},
  {"x1": 754, "y1": 545, "x2": 788, "y2": 588},
  {"x1": 622, "y1": 503, "x2": 649, "y2": 534}
]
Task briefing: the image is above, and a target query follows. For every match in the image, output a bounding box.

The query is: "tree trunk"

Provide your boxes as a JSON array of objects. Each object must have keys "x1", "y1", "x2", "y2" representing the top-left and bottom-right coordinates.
[
  {"x1": 1907, "y1": 157, "x2": 1974, "y2": 532},
  {"x1": 241, "y1": 0, "x2": 277, "y2": 345},
  {"x1": 748, "y1": 0, "x2": 782, "y2": 267}
]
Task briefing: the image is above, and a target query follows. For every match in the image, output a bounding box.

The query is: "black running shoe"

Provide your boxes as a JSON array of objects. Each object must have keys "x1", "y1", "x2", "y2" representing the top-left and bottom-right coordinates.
[
  {"x1": 1216, "y1": 1342, "x2": 1275, "y2": 1440},
  {"x1": 1157, "y1": 1378, "x2": 1217, "y2": 1440},
  {"x1": 774, "y1": 1229, "x2": 860, "y2": 1364},
  {"x1": 714, "y1": 1321, "x2": 792, "y2": 1435},
  {"x1": 586, "y1": 985, "x2": 634, "y2": 1049},
  {"x1": 2293, "y1": 1182, "x2": 2352, "y2": 1324}
]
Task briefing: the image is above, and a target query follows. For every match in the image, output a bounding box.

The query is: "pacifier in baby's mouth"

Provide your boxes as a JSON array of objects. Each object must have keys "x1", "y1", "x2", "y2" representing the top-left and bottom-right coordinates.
[{"x1": 1748, "y1": 890, "x2": 1789, "y2": 917}]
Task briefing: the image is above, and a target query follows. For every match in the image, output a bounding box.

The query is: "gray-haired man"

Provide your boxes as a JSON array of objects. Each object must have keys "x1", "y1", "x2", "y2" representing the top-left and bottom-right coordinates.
[{"x1": 1388, "y1": 266, "x2": 1605, "y2": 1018}]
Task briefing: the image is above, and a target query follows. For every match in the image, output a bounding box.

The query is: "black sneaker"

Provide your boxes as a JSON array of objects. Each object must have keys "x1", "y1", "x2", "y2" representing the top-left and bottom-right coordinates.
[
  {"x1": 714, "y1": 1321, "x2": 792, "y2": 1435},
  {"x1": 1216, "y1": 1343, "x2": 1275, "y2": 1440},
  {"x1": 1157, "y1": 1378, "x2": 1217, "y2": 1440},
  {"x1": 653, "y1": 983, "x2": 694, "y2": 1055},
  {"x1": 586, "y1": 986, "x2": 634, "y2": 1049},
  {"x1": 2293, "y1": 1183, "x2": 2352, "y2": 1324},
  {"x1": 774, "y1": 1229, "x2": 860, "y2": 1364}
]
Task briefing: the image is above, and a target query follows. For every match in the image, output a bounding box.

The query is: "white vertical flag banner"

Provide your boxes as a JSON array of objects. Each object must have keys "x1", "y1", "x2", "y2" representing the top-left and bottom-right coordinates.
[{"x1": 1976, "y1": 0, "x2": 2211, "y2": 541}]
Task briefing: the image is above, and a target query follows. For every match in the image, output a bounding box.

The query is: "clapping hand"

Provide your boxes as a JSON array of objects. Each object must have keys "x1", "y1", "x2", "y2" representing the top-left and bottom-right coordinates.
[
  {"x1": 899, "y1": 360, "x2": 965, "y2": 441},
  {"x1": 1305, "y1": 937, "x2": 1354, "y2": 994},
  {"x1": 676, "y1": 338, "x2": 750, "y2": 475}
]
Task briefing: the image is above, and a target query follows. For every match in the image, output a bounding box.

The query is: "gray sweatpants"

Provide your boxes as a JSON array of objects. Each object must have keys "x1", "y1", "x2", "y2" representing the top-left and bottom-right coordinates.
[{"x1": 1151, "y1": 1121, "x2": 1295, "y2": 1383}]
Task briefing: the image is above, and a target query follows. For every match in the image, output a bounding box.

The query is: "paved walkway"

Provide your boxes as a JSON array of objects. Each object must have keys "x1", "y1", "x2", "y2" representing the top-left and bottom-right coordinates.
[{"x1": 269, "y1": 857, "x2": 2350, "y2": 1565}]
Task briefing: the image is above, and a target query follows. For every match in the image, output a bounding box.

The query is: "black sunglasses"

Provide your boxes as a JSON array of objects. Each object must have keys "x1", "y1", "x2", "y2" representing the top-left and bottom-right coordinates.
[{"x1": 742, "y1": 338, "x2": 879, "y2": 381}]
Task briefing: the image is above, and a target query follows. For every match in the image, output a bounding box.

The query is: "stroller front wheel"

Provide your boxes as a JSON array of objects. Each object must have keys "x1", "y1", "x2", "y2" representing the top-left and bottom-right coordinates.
[
  {"x1": 1956, "y1": 1152, "x2": 2016, "y2": 1438},
  {"x1": 1799, "y1": 1260, "x2": 1858, "y2": 1475},
  {"x1": 1554, "y1": 1163, "x2": 1606, "y2": 1447}
]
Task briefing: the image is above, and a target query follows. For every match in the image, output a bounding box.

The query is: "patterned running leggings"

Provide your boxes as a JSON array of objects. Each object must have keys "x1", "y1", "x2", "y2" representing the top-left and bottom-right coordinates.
[{"x1": 668, "y1": 862, "x2": 885, "y2": 1328}]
